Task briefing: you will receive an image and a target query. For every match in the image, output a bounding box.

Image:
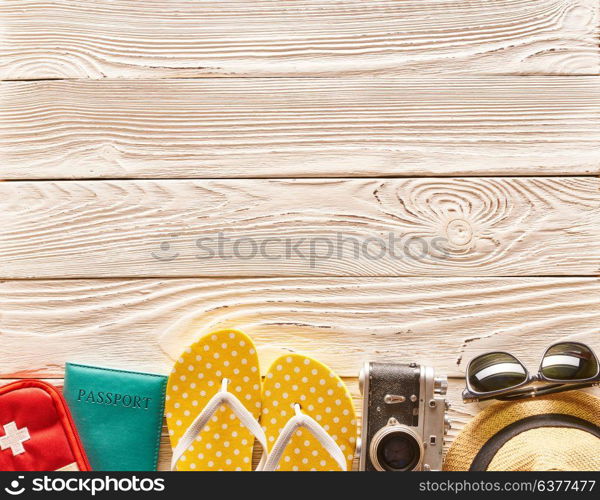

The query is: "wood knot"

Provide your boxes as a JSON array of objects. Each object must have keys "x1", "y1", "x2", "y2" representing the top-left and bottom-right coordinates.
[{"x1": 445, "y1": 218, "x2": 473, "y2": 247}]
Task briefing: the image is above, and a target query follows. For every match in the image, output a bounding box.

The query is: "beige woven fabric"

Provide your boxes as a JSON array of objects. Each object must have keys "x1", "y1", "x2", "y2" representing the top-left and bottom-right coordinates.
[
  {"x1": 444, "y1": 392, "x2": 600, "y2": 471},
  {"x1": 487, "y1": 428, "x2": 600, "y2": 471}
]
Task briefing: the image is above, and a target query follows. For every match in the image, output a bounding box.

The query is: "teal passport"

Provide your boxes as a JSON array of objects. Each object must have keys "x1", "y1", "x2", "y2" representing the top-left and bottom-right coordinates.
[{"x1": 63, "y1": 363, "x2": 167, "y2": 471}]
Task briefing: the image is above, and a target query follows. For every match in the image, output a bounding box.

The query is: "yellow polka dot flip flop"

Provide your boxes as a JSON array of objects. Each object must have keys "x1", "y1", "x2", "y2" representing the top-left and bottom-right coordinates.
[
  {"x1": 166, "y1": 329, "x2": 267, "y2": 471},
  {"x1": 259, "y1": 354, "x2": 358, "y2": 471}
]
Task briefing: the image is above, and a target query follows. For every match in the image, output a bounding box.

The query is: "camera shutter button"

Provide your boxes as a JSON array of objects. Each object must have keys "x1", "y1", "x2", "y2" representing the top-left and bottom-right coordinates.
[{"x1": 434, "y1": 376, "x2": 448, "y2": 395}]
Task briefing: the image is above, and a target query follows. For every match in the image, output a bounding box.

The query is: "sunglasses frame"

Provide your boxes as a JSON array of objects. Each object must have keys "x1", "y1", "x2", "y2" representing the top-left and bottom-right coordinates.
[{"x1": 463, "y1": 341, "x2": 600, "y2": 403}]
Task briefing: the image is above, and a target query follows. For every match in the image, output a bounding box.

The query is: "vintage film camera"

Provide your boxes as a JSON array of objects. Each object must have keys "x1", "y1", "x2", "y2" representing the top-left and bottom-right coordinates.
[{"x1": 358, "y1": 362, "x2": 451, "y2": 471}]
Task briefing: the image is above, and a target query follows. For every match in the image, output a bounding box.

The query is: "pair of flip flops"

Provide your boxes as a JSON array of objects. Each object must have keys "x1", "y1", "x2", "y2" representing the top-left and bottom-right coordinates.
[{"x1": 165, "y1": 330, "x2": 357, "y2": 471}]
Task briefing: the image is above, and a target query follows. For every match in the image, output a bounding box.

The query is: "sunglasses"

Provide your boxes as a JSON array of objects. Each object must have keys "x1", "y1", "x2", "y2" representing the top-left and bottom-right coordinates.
[{"x1": 463, "y1": 342, "x2": 600, "y2": 403}]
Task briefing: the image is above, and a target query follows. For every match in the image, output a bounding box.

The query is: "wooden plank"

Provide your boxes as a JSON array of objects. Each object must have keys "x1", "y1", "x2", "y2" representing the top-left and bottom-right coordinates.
[
  {"x1": 2, "y1": 379, "x2": 597, "y2": 470},
  {"x1": 156, "y1": 380, "x2": 600, "y2": 470},
  {"x1": 0, "y1": 178, "x2": 597, "y2": 278},
  {"x1": 1, "y1": 278, "x2": 598, "y2": 379},
  {"x1": 2, "y1": 78, "x2": 600, "y2": 179},
  {"x1": 158, "y1": 378, "x2": 502, "y2": 470},
  {"x1": 1, "y1": 0, "x2": 598, "y2": 79},
  {"x1": 0, "y1": 377, "x2": 499, "y2": 469}
]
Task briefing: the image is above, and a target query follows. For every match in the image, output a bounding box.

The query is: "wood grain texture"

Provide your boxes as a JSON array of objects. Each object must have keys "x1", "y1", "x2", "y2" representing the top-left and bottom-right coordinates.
[
  {"x1": 1, "y1": 378, "x2": 594, "y2": 470},
  {"x1": 156, "y1": 381, "x2": 600, "y2": 471},
  {"x1": 2, "y1": 78, "x2": 600, "y2": 179},
  {"x1": 1, "y1": 0, "x2": 598, "y2": 79},
  {"x1": 1, "y1": 0, "x2": 598, "y2": 474},
  {"x1": 1, "y1": 377, "x2": 497, "y2": 470},
  {"x1": 1, "y1": 278, "x2": 598, "y2": 379},
  {"x1": 1, "y1": 178, "x2": 597, "y2": 278},
  {"x1": 155, "y1": 381, "x2": 600, "y2": 471}
]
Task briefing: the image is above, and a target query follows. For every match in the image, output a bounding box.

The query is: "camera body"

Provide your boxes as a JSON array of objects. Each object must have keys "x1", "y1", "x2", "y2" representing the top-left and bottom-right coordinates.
[{"x1": 358, "y1": 362, "x2": 450, "y2": 471}]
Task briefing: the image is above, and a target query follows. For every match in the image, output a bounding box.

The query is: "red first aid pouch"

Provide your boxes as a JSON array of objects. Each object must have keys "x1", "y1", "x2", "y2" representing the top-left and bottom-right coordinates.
[{"x1": 0, "y1": 380, "x2": 90, "y2": 471}]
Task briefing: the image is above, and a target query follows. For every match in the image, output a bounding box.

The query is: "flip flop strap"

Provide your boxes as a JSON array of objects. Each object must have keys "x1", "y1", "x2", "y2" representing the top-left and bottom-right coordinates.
[
  {"x1": 171, "y1": 379, "x2": 267, "y2": 471},
  {"x1": 260, "y1": 404, "x2": 347, "y2": 471}
]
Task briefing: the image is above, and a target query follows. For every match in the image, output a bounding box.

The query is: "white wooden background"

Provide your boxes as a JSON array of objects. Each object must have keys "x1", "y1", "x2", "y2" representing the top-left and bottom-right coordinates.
[{"x1": 1, "y1": 0, "x2": 599, "y2": 470}]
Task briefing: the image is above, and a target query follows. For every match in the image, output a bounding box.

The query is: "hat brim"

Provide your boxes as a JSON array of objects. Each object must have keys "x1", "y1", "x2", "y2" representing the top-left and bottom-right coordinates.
[{"x1": 444, "y1": 391, "x2": 600, "y2": 471}]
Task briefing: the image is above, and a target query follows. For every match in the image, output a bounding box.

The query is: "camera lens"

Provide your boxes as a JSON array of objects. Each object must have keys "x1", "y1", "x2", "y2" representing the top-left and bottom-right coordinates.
[
  {"x1": 376, "y1": 432, "x2": 421, "y2": 471},
  {"x1": 369, "y1": 422, "x2": 424, "y2": 471}
]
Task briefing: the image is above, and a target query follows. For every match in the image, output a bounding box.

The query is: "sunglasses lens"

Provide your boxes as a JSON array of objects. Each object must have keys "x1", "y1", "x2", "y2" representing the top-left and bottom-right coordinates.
[
  {"x1": 541, "y1": 343, "x2": 598, "y2": 381},
  {"x1": 468, "y1": 353, "x2": 527, "y2": 393}
]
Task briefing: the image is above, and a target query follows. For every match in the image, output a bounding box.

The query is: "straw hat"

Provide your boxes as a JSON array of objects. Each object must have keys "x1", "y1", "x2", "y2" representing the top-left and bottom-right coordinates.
[{"x1": 444, "y1": 392, "x2": 600, "y2": 471}]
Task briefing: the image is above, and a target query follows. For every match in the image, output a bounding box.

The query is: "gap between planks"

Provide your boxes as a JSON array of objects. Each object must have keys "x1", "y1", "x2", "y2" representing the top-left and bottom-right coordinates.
[{"x1": 1, "y1": 174, "x2": 599, "y2": 182}]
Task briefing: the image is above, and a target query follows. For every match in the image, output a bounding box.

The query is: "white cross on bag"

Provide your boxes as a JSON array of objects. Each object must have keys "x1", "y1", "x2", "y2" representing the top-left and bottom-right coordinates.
[{"x1": 0, "y1": 422, "x2": 30, "y2": 456}]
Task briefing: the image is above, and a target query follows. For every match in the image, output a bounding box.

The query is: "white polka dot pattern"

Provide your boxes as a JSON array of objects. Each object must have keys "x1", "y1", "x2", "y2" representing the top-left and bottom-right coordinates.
[
  {"x1": 166, "y1": 330, "x2": 261, "y2": 471},
  {"x1": 261, "y1": 354, "x2": 357, "y2": 471}
]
